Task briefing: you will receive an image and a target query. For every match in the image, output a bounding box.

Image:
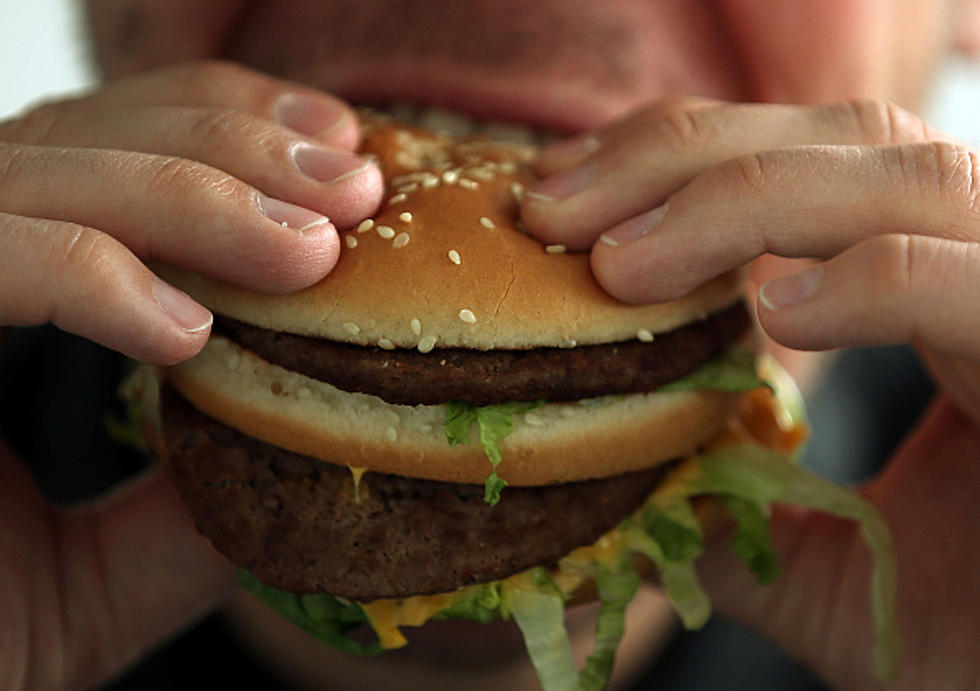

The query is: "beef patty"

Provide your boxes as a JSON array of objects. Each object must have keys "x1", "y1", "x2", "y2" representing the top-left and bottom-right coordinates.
[
  {"x1": 161, "y1": 388, "x2": 671, "y2": 600},
  {"x1": 213, "y1": 301, "x2": 749, "y2": 406}
]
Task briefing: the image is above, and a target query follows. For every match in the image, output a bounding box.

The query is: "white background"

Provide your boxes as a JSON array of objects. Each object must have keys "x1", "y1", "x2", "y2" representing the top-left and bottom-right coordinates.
[{"x1": 1, "y1": 1, "x2": 980, "y2": 142}]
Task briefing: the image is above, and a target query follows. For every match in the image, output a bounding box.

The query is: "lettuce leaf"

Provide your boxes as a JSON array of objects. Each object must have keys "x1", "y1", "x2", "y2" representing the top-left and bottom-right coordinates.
[
  {"x1": 237, "y1": 570, "x2": 381, "y2": 656},
  {"x1": 577, "y1": 557, "x2": 640, "y2": 691},
  {"x1": 508, "y1": 587, "x2": 579, "y2": 691},
  {"x1": 433, "y1": 583, "x2": 502, "y2": 624},
  {"x1": 444, "y1": 400, "x2": 544, "y2": 505},
  {"x1": 657, "y1": 443, "x2": 901, "y2": 679},
  {"x1": 620, "y1": 520, "x2": 712, "y2": 629},
  {"x1": 658, "y1": 347, "x2": 769, "y2": 393},
  {"x1": 723, "y1": 495, "x2": 780, "y2": 584}
]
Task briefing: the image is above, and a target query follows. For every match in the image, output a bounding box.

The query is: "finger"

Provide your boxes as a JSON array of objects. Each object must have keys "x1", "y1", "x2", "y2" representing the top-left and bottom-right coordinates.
[
  {"x1": 534, "y1": 97, "x2": 719, "y2": 176},
  {"x1": 590, "y1": 141, "x2": 980, "y2": 303},
  {"x1": 757, "y1": 234, "x2": 980, "y2": 356},
  {"x1": 0, "y1": 442, "x2": 234, "y2": 690},
  {"x1": 523, "y1": 99, "x2": 942, "y2": 249},
  {"x1": 0, "y1": 143, "x2": 352, "y2": 293},
  {"x1": 34, "y1": 59, "x2": 362, "y2": 150},
  {"x1": 0, "y1": 213, "x2": 211, "y2": 364},
  {"x1": 0, "y1": 105, "x2": 382, "y2": 225}
]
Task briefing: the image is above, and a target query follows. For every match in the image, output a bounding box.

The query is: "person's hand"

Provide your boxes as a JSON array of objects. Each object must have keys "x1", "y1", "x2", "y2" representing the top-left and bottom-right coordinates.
[
  {"x1": 521, "y1": 99, "x2": 980, "y2": 690},
  {"x1": 0, "y1": 60, "x2": 382, "y2": 365},
  {"x1": 0, "y1": 61, "x2": 382, "y2": 690}
]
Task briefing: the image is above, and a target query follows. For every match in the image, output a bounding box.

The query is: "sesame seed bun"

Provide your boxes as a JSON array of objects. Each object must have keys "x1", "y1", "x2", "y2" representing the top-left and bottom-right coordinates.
[
  {"x1": 167, "y1": 335, "x2": 742, "y2": 485},
  {"x1": 156, "y1": 116, "x2": 744, "y2": 350}
]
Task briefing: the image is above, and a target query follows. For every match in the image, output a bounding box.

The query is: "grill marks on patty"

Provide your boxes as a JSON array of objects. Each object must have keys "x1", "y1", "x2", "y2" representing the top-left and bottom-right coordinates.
[
  {"x1": 213, "y1": 301, "x2": 750, "y2": 406},
  {"x1": 161, "y1": 388, "x2": 671, "y2": 599}
]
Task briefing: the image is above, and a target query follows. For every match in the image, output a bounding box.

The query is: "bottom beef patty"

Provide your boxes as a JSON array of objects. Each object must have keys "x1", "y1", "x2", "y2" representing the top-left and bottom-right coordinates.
[{"x1": 161, "y1": 388, "x2": 671, "y2": 600}]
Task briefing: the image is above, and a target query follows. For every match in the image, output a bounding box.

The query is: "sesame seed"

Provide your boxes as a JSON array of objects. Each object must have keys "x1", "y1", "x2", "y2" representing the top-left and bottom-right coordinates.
[
  {"x1": 560, "y1": 339, "x2": 578, "y2": 348},
  {"x1": 399, "y1": 211, "x2": 413, "y2": 223},
  {"x1": 226, "y1": 352, "x2": 241, "y2": 370},
  {"x1": 393, "y1": 232, "x2": 410, "y2": 248},
  {"x1": 345, "y1": 235, "x2": 358, "y2": 249},
  {"x1": 343, "y1": 322, "x2": 360, "y2": 336},
  {"x1": 378, "y1": 338, "x2": 395, "y2": 350},
  {"x1": 637, "y1": 328, "x2": 654, "y2": 342},
  {"x1": 442, "y1": 170, "x2": 460, "y2": 185},
  {"x1": 469, "y1": 168, "x2": 496, "y2": 182},
  {"x1": 418, "y1": 423, "x2": 434, "y2": 434},
  {"x1": 458, "y1": 178, "x2": 479, "y2": 190},
  {"x1": 459, "y1": 309, "x2": 477, "y2": 324},
  {"x1": 448, "y1": 249, "x2": 461, "y2": 265},
  {"x1": 524, "y1": 412, "x2": 543, "y2": 426},
  {"x1": 411, "y1": 318, "x2": 422, "y2": 336},
  {"x1": 417, "y1": 335, "x2": 438, "y2": 353},
  {"x1": 357, "y1": 219, "x2": 375, "y2": 233},
  {"x1": 397, "y1": 183, "x2": 419, "y2": 193},
  {"x1": 389, "y1": 193, "x2": 407, "y2": 205},
  {"x1": 386, "y1": 426, "x2": 398, "y2": 442},
  {"x1": 480, "y1": 216, "x2": 496, "y2": 229},
  {"x1": 599, "y1": 234, "x2": 620, "y2": 247},
  {"x1": 421, "y1": 173, "x2": 440, "y2": 189},
  {"x1": 499, "y1": 161, "x2": 518, "y2": 174},
  {"x1": 510, "y1": 182, "x2": 524, "y2": 202},
  {"x1": 545, "y1": 244, "x2": 567, "y2": 254},
  {"x1": 376, "y1": 225, "x2": 395, "y2": 239},
  {"x1": 296, "y1": 387, "x2": 312, "y2": 399}
]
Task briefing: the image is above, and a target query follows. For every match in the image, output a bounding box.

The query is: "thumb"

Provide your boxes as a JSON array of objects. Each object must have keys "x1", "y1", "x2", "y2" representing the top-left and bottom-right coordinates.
[{"x1": 1, "y1": 444, "x2": 234, "y2": 691}]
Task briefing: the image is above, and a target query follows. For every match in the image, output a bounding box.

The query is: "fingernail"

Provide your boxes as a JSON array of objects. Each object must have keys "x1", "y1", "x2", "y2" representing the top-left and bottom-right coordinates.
[
  {"x1": 292, "y1": 143, "x2": 372, "y2": 183},
  {"x1": 153, "y1": 279, "x2": 212, "y2": 333},
  {"x1": 601, "y1": 204, "x2": 668, "y2": 245},
  {"x1": 526, "y1": 163, "x2": 593, "y2": 202},
  {"x1": 273, "y1": 93, "x2": 348, "y2": 137},
  {"x1": 256, "y1": 192, "x2": 331, "y2": 231},
  {"x1": 540, "y1": 133, "x2": 600, "y2": 164},
  {"x1": 759, "y1": 266, "x2": 823, "y2": 310}
]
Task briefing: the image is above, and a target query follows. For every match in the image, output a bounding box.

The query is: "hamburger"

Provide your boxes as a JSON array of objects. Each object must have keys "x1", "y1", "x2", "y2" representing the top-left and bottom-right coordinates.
[{"x1": 141, "y1": 112, "x2": 900, "y2": 688}]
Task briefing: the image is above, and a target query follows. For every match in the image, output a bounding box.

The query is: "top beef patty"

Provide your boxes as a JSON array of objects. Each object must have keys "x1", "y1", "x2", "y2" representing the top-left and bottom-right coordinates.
[{"x1": 213, "y1": 301, "x2": 749, "y2": 406}]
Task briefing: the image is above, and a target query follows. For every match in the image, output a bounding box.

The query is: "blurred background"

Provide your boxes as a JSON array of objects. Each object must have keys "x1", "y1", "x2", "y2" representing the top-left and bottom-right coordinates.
[{"x1": 0, "y1": 1, "x2": 973, "y2": 690}]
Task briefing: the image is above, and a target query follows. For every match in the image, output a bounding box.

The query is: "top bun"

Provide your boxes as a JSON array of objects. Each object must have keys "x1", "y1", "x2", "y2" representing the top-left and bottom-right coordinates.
[{"x1": 157, "y1": 115, "x2": 744, "y2": 350}]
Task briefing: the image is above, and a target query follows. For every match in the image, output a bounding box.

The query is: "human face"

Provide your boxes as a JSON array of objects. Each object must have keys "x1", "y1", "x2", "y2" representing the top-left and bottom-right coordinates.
[{"x1": 220, "y1": 0, "x2": 954, "y2": 131}]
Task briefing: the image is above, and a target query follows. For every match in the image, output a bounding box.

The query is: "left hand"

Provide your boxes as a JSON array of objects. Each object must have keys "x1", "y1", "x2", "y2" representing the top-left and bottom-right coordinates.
[{"x1": 520, "y1": 98, "x2": 980, "y2": 690}]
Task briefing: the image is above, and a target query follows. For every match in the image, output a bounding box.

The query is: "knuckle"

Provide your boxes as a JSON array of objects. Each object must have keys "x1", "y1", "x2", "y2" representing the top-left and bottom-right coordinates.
[
  {"x1": 646, "y1": 102, "x2": 717, "y2": 152},
  {"x1": 0, "y1": 103, "x2": 70, "y2": 146},
  {"x1": 188, "y1": 108, "x2": 282, "y2": 158},
  {"x1": 145, "y1": 155, "x2": 250, "y2": 204},
  {"x1": 731, "y1": 152, "x2": 769, "y2": 192},
  {"x1": 842, "y1": 98, "x2": 929, "y2": 145},
  {"x1": 0, "y1": 142, "x2": 33, "y2": 187},
  {"x1": 890, "y1": 142, "x2": 980, "y2": 213}
]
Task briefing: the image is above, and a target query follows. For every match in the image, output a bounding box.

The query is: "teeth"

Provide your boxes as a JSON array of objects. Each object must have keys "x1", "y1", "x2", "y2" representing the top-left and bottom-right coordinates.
[{"x1": 369, "y1": 103, "x2": 560, "y2": 144}]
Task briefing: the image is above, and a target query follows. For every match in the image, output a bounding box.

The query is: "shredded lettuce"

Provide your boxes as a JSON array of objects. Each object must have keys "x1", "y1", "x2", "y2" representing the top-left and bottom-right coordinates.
[
  {"x1": 433, "y1": 583, "x2": 502, "y2": 624},
  {"x1": 655, "y1": 443, "x2": 901, "y2": 679},
  {"x1": 658, "y1": 347, "x2": 769, "y2": 393},
  {"x1": 507, "y1": 587, "x2": 579, "y2": 691},
  {"x1": 237, "y1": 570, "x2": 381, "y2": 656},
  {"x1": 723, "y1": 495, "x2": 781, "y2": 584},
  {"x1": 444, "y1": 400, "x2": 544, "y2": 505},
  {"x1": 577, "y1": 558, "x2": 640, "y2": 691}
]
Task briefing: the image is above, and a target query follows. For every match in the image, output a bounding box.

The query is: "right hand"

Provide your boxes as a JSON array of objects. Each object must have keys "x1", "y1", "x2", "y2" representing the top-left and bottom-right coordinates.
[{"x1": 0, "y1": 60, "x2": 383, "y2": 365}]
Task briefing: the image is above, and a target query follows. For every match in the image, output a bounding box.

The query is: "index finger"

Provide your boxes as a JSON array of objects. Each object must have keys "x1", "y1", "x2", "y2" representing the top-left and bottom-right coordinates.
[{"x1": 25, "y1": 61, "x2": 362, "y2": 150}]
